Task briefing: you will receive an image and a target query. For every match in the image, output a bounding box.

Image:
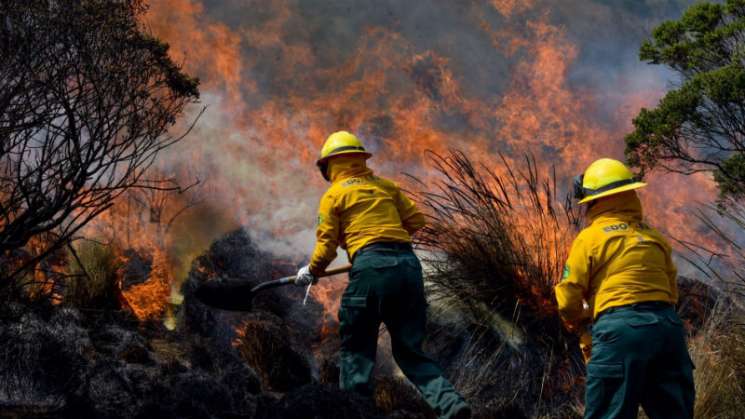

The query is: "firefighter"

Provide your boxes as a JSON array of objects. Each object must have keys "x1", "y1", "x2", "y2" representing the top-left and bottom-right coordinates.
[
  {"x1": 555, "y1": 158, "x2": 695, "y2": 419},
  {"x1": 295, "y1": 131, "x2": 470, "y2": 419}
]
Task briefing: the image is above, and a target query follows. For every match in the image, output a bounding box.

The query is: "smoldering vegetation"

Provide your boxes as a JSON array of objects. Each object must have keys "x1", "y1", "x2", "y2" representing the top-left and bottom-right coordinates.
[
  {"x1": 0, "y1": 228, "x2": 426, "y2": 418},
  {"x1": 0, "y1": 231, "x2": 273, "y2": 419},
  {"x1": 0, "y1": 150, "x2": 741, "y2": 419},
  {"x1": 0, "y1": 302, "x2": 261, "y2": 418}
]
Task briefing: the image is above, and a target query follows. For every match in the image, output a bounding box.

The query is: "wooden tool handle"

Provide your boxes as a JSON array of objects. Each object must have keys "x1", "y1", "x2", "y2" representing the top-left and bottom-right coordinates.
[
  {"x1": 318, "y1": 264, "x2": 352, "y2": 278},
  {"x1": 251, "y1": 264, "x2": 352, "y2": 293}
]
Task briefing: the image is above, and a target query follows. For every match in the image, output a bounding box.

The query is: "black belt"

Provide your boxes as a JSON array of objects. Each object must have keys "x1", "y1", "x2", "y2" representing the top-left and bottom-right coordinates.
[
  {"x1": 353, "y1": 241, "x2": 412, "y2": 260},
  {"x1": 597, "y1": 301, "x2": 673, "y2": 319}
]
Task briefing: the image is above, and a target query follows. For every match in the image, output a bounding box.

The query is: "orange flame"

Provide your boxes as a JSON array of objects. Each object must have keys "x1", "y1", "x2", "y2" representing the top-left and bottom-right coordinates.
[{"x1": 89, "y1": 1, "x2": 727, "y2": 327}]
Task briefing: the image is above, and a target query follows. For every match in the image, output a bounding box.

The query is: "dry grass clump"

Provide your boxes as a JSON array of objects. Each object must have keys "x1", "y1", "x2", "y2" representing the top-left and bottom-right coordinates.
[
  {"x1": 637, "y1": 303, "x2": 745, "y2": 419},
  {"x1": 233, "y1": 312, "x2": 312, "y2": 392},
  {"x1": 657, "y1": 197, "x2": 745, "y2": 418},
  {"x1": 411, "y1": 150, "x2": 584, "y2": 416},
  {"x1": 373, "y1": 376, "x2": 434, "y2": 418},
  {"x1": 689, "y1": 308, "x2": 745, "y2": 419},
  {"x1": 63, "y1": 241, "x2": 122, "y2": 309},
  {"x1": 413, "y1": 151, "x2": 579, "y2": 333}
]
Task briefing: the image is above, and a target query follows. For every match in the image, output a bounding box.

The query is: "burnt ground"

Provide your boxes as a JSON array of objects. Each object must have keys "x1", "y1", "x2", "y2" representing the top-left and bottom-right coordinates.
[
  {"x1": 0, "y1": 230, "x2": 440, "y2": 419},
  {"x1": 0, "y1": 229, "x2": 721, "y2": 419}
]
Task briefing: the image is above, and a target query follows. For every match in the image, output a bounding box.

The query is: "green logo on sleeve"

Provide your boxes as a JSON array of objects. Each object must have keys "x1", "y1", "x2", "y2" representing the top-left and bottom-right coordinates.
[
  {"x1": 317, "y1": 214, "x2": 325, "y2": 226},
  {"x1": 562, "y1": 265, "x2": 570, "y2": 280}
]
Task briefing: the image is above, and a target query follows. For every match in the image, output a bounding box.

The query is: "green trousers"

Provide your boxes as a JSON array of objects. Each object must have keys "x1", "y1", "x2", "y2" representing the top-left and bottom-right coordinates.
[
  {"x1": 338, "y1": 245, "x2": 468, "y2": 419},
  {"x1": 585, "y1": 305, "x2": 695, "y2": 419}
]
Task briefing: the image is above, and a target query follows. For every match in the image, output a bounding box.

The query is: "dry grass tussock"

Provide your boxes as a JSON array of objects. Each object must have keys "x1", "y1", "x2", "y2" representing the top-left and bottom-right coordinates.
[
  {"x1": 63, "y1": 240, "x2": 122, "y2": 309},
  {"x1": 636, "y1": 302, "x2": 745, "y2": 419},
  {"x1": 689, "y1": 306, "x2": 745, "y2": 419},
  {"x1": 412, "y1": 151, "x2": 580, "y2": 331},
  {"x1": 411, "y1": 150, "x2": 584, "y2": 416},
  {"x1": 656, "y1": 196, "x2": 745, "y2": 418}
]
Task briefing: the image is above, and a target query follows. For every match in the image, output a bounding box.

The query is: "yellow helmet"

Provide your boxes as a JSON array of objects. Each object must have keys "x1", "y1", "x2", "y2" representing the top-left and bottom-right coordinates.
[
  {"x1": 573, "y1": 158, "x2": 647, "y2": 204},
  {"x1": 316, "y1": 131, "x2": 371, "y2": 181}
]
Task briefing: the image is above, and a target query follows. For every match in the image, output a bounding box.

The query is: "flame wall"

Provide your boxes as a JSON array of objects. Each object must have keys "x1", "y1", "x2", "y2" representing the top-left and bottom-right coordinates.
[{"x1": 137, "y1": 0, "x2": 717, "y2": 285}]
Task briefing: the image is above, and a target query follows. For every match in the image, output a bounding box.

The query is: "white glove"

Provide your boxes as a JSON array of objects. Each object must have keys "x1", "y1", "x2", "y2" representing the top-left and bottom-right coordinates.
[{"x1": 295, "y1": 265, "x2": 317, "y2": 287}]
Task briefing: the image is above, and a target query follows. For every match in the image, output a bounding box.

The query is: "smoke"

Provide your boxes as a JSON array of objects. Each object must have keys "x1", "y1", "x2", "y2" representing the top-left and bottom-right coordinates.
[{"x1": 143, "y1": 0, "x2": 719, "y2": 274}]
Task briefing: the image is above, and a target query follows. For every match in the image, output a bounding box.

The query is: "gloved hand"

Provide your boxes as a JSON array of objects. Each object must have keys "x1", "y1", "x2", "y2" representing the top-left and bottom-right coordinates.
[{"x1": 295, "y1": 265, "x2": 317, "y2": 287}]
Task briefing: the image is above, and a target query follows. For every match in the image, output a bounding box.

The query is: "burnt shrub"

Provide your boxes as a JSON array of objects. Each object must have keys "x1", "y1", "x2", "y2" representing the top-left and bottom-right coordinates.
[
  {"x1": 181, "y1": 228, "x2": 298, "y2": 343},
  {"x1": 0, "y1": 302, "x2": 261, "y2": 419},
  {"x1": 0, "y1": 305, "x2": 90, "y2": 414},
  {"x1": 234, "y1": 311, "x2": 313, "y2": 392}
]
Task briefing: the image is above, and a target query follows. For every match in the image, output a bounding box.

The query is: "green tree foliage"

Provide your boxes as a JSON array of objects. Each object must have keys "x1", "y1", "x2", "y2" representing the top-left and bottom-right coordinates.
[
  {"x1": 626, "y1": 0, "x2": 745, "y2": 199},
  {"x1": 0, "y1": 0, "x2": 200, "y2": 292}
]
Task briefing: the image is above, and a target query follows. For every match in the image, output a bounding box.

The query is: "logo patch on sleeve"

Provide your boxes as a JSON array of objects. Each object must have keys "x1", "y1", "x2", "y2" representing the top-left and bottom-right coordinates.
[
  {"x1": 602, "y1": 223, "x2": 629, "y2": 233},
  {"x1": 562, "y1": 265, "x2": 570, "y2": 280},
  {"x1": 317, "y1": 214, "x2": 325, "y2": 226}
]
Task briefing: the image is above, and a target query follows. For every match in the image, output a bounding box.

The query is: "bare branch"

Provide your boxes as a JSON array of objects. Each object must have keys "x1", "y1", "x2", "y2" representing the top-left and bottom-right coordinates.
[{"x1": 0, "y1": 0, "x2": 200, "y2": 294}]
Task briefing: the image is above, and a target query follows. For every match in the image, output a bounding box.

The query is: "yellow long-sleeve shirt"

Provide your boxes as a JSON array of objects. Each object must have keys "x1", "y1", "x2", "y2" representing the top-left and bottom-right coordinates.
[
  {"x1": 555, "y1": 191, "x2": 678, "y2": 322},
  {"x1": 309, "y1": 157, "x2": 426, "y2": 275}
]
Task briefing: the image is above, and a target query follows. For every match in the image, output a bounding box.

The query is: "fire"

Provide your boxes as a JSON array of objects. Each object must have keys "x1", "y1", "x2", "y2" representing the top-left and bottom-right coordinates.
[
  {"x1": 490, "y1": 0, "x2": 536, "y2": 17},
  {"x1": 120, "y1": 248, "x2": 172, "y2": 322},
  {"x1": 77, "y1": 1, "x2": 726, "y2": 329},
  {"x1": 81, "y1": 164, "x2": 237, "y2": 325},
  {"x1": 144, "y1": 0, "x2": 245, "y2": 105},
  {"x1": 310, "y1": 272, "x2": 348, "y2": 337}
]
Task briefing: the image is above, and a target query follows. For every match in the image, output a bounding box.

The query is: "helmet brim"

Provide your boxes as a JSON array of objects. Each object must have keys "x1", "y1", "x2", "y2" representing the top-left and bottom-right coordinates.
[
  {"x1": 578, "y1": 182, "x2": 647, "y2": 204},
  {"x1": 316, "y1": 150, "x2": 372, "y2": 165}
]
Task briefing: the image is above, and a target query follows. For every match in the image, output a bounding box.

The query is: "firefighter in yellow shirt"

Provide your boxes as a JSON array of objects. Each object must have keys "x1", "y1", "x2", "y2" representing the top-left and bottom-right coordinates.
[
  {"x1": 555, "y1": 158, "x2": 694, "y2": 419},
  {"x1": 295, "y1": 131, "x2": 470, "y2": 419}
]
